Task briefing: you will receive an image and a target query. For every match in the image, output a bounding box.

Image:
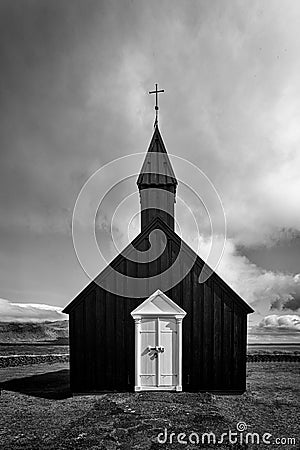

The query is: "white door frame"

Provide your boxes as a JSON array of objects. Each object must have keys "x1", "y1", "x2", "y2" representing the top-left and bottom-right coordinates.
[{"x1": 131, "y1": 290, "x2": 186, "y2": 392}]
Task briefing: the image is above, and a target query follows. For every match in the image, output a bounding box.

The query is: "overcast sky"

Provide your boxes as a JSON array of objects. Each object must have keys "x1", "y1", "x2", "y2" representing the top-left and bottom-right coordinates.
[{"x1": 0, "y1": 0, "x2": 299, "y2": 338}]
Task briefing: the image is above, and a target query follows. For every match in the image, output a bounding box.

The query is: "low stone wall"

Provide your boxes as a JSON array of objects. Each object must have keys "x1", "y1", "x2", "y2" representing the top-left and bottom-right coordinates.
[
  {"x1": 247, "y1": 354, "x2": 300, "y2": 362},
  {"x1": 1, "y1": 353, "x2": 299, "y2": 368},
  {"x1": 0, "y1": 354, "x2": 69, "y2": 368}
]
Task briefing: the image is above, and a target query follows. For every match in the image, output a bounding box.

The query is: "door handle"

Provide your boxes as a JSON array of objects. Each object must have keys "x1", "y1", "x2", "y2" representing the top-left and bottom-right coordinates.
[{"x1": 147, "y1": 346, "x2": 165, "y2": 353}]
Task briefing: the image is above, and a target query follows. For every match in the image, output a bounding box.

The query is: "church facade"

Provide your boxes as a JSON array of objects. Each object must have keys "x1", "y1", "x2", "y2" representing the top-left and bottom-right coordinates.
[{"x1": 63, "y1": 124, "x2": 253, "y2": 394}]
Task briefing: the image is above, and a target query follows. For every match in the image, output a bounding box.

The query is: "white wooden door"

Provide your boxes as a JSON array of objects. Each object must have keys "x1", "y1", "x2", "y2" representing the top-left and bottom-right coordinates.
[
  {"x1": 140, "y1": 318, "x2": 157, "y2": 387},
  {"x1": 140, "y1": 317, "x2": 177, "y2": 389},
  {"x1": 159, "y1": 318, "x2": 177, "y2": 387}
]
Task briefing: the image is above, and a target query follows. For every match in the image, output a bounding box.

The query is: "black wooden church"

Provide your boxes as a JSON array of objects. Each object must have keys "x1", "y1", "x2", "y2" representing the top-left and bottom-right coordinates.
[{"x1": 63, "y1": 87, "x2": 253, "y2": 393}]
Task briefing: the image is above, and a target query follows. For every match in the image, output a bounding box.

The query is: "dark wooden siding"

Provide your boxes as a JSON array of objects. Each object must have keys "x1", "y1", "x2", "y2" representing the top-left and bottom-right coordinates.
[{"x1": 68, "y1": 227, "x2": 249, "y2": 393}]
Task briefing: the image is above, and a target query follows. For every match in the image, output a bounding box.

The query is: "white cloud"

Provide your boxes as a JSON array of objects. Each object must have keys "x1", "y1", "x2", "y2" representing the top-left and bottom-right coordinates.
[
  {"x1": 186, "y1": 235, "x2": 300, "y2": 322},
  {"x1": 259, "y1": 314, "x2": 300, "y2": 332},
  {"x1": 0, "y1": 298, "x2": 67, "y2": 322}
]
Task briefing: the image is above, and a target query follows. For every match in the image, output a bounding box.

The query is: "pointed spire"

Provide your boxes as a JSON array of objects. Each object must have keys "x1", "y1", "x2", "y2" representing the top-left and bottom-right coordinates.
[
  {"x1": 137, "y1": 125, "x2": 177, "y2": 187},
  {"x1": 137, "y1": 86, "x2": 177, "y2": 231}
]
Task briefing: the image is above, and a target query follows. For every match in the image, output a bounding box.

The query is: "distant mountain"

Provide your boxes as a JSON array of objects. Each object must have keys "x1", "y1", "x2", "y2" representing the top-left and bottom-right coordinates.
[
  {"x1": 0, "y1": 320, "x2": 69, "y2": 344},
  {"x1": 0, "y1": 297, "x2": 68, "y2": 322}
]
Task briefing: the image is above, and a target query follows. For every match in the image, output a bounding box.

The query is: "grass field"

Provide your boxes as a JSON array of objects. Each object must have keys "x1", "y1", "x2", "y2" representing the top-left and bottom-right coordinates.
[{"x1": 0, "y1": 361, "x2": 299, "y2": 449}]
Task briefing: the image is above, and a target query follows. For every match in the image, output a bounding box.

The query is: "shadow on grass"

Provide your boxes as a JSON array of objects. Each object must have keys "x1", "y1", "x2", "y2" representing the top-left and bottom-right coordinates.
[{"x1": 1, "y1": 369, "x2": 71, "y2": 399}]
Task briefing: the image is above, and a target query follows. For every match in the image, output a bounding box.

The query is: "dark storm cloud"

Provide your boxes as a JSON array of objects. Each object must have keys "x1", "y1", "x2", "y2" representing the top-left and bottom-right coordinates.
[
  {"x1": 271, "y1": 291, "x2": 300, "y2": 312},
  {"x1": 0, "y1": 0, "x2": 300, "y2": 317},
  {"x1": 0, "y1": 1, "x2": 98, "y2": 230},
  {"x1": 1, "y1": 0, "x2": 300, "y2": 240},
  {"x1": 0, "y1": 1, "x2": 95, "y2": 122},
  {"x1": 283, "y1": 296, "x2": 300, "y2": 311}
]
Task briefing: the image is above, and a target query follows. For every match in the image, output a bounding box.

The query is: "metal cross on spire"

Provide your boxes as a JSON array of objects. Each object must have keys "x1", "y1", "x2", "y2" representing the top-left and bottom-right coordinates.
[{"x1": 149, "y1": 83, "x2": 164, "y2": 127}]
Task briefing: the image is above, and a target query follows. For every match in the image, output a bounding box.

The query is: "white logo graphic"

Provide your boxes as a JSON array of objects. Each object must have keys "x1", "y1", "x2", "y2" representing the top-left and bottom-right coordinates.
[
  {"x1": 236, "y1": 421, "x2": 248, "y2": 432},
  {"x1": 72, "y1": 153, "x2": 226, "y2": 297}
]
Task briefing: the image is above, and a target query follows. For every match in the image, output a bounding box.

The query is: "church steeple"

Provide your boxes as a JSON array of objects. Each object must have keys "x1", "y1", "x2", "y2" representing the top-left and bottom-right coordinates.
[{"x1": 137, "y1": 124, "x2": 177, "y2": 231}]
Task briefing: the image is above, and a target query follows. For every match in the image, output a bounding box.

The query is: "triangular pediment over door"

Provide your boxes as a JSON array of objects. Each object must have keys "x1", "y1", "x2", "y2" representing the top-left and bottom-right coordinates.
[{"x1": 131, "y1": 290, "x2": 186, "y2": 392}]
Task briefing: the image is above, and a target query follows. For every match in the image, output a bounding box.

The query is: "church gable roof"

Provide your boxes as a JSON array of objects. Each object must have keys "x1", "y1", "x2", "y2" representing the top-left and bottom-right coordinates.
[
  {"x1": 63, "y1": 216, "x2": 254, "y2": 315},
  {"x1": 137, "y1": 126, "x2": 177, "y2": 188}
]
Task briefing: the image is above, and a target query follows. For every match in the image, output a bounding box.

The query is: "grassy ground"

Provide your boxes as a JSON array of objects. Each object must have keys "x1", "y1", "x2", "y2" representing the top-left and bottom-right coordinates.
[{"x1": 0, "y1": 362, "x2": 299, "y2": 449}]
